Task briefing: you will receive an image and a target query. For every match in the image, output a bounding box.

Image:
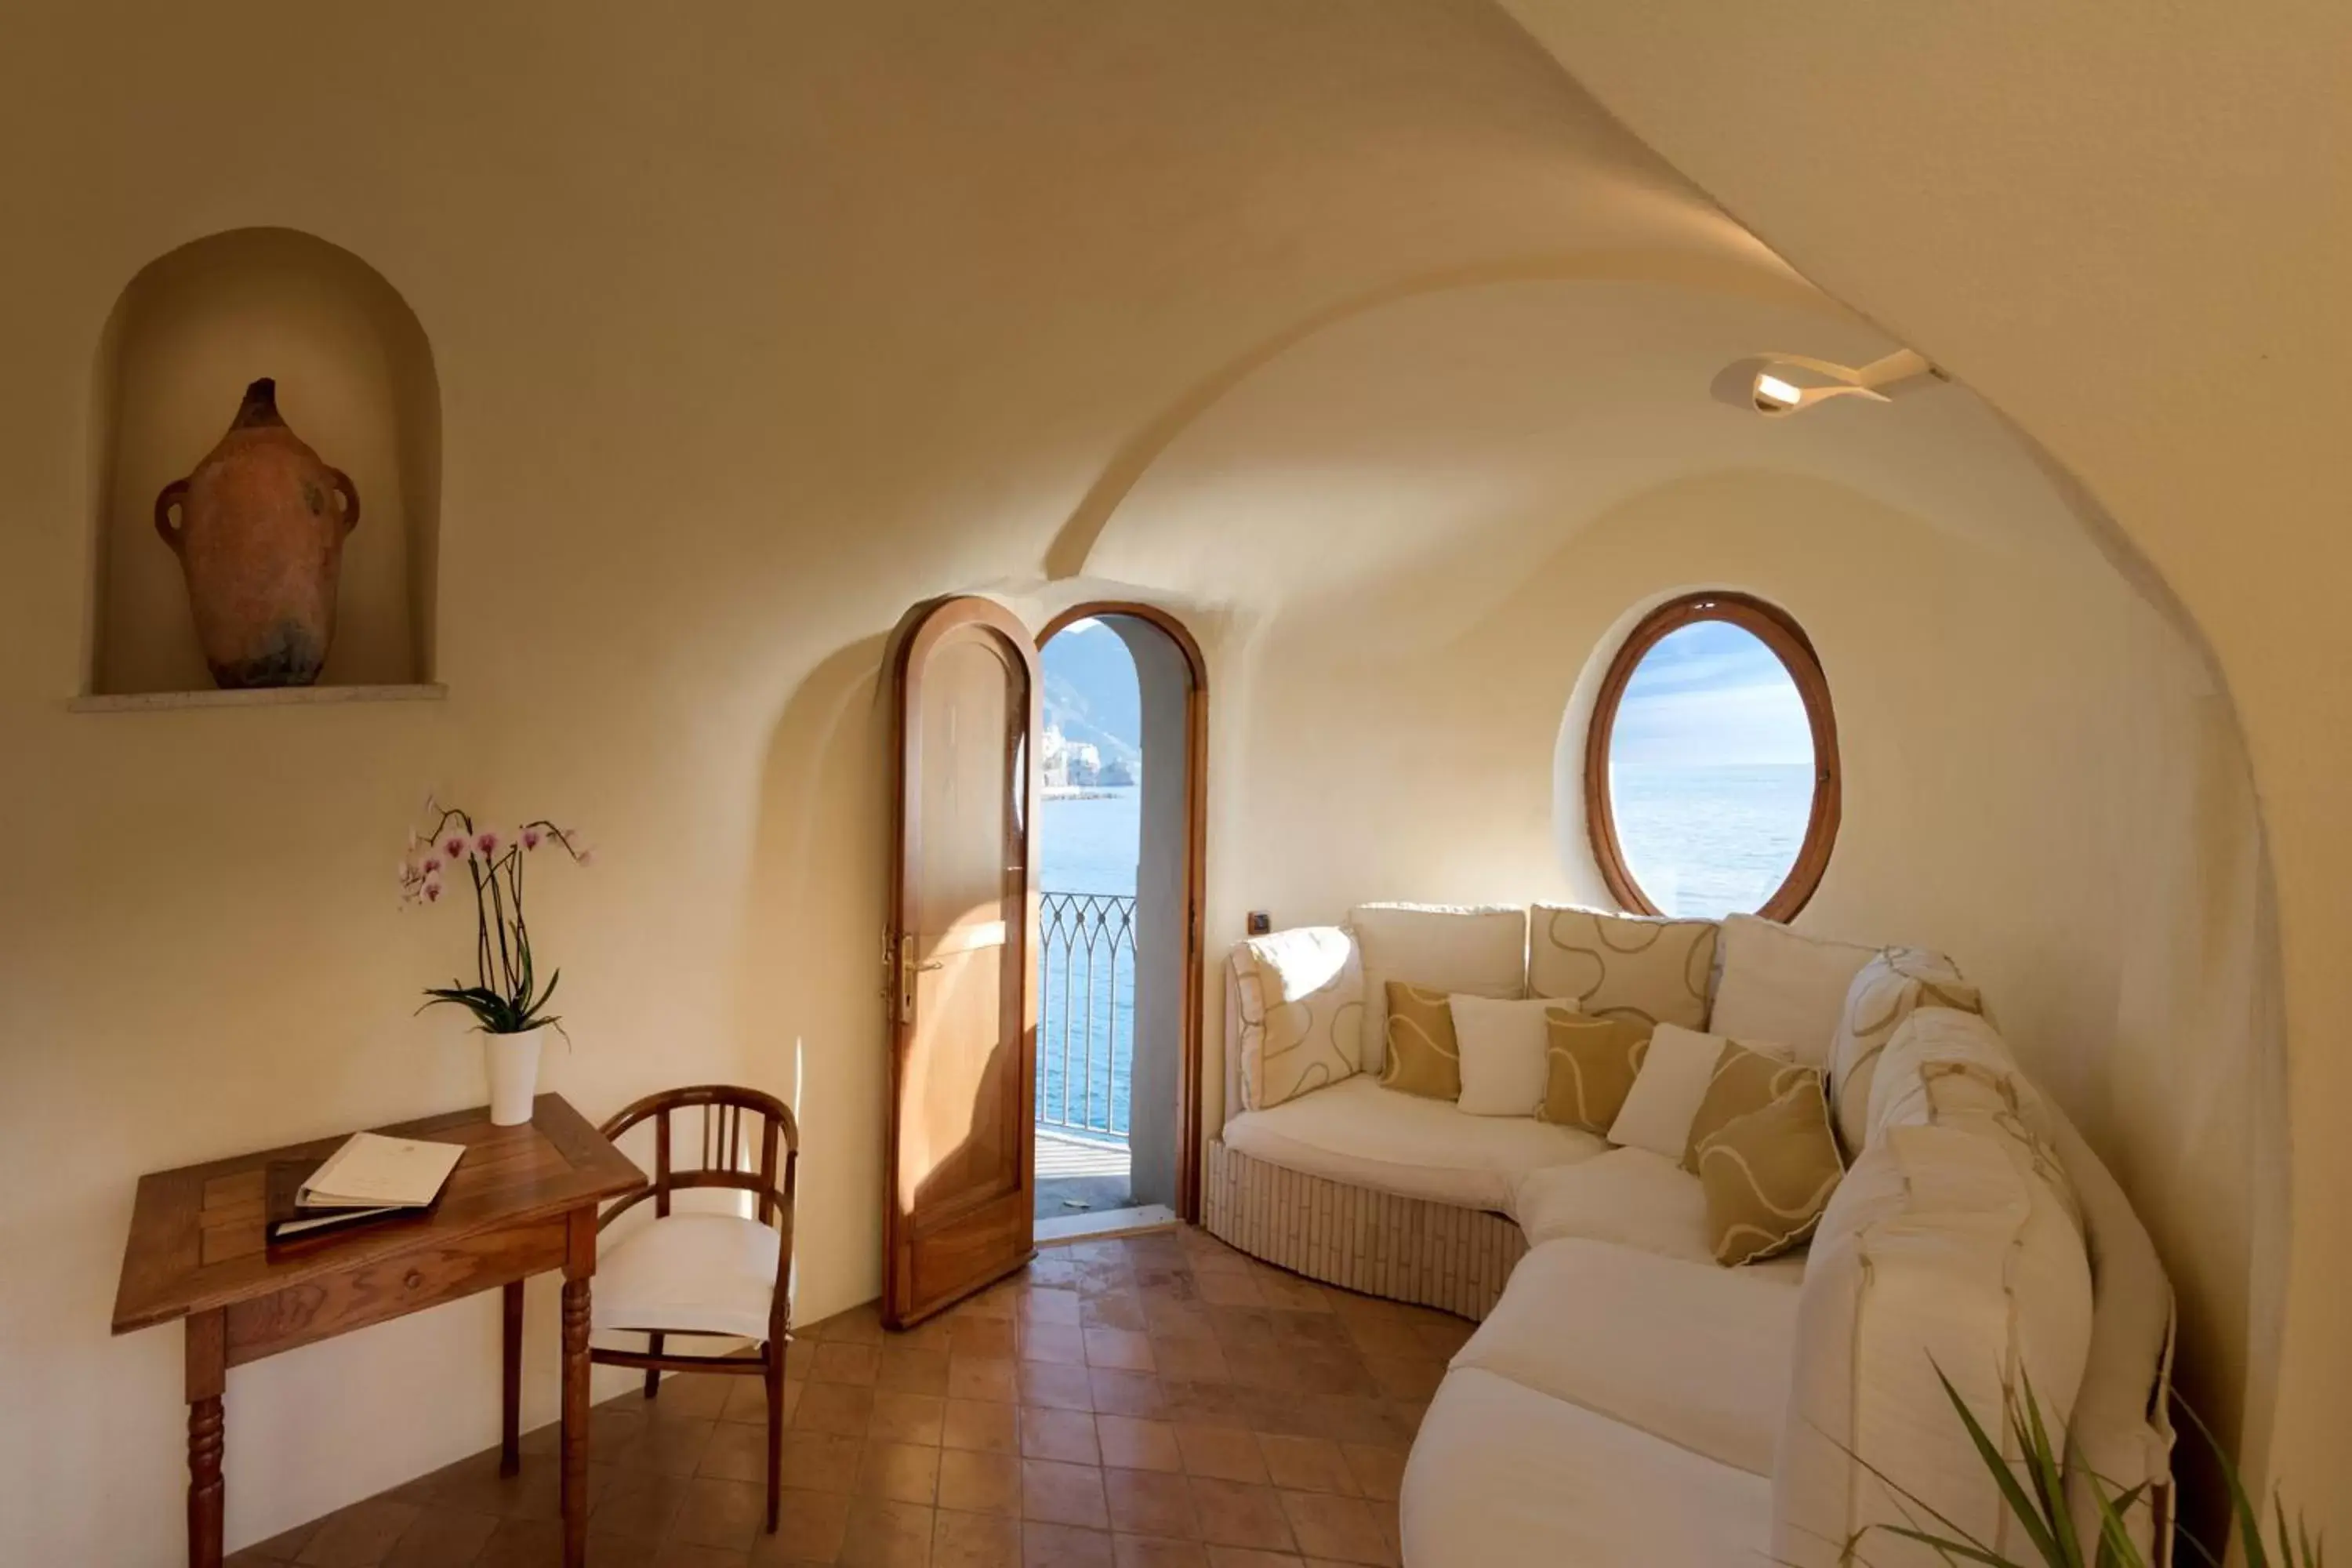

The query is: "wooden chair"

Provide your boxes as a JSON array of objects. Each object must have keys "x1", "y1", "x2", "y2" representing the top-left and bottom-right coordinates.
[{"x1": 586, "y1": 1085, "x2": 798, "y2": 1530}]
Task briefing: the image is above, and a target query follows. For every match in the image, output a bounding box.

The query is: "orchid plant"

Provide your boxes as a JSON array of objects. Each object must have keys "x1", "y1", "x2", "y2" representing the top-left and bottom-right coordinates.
[{"x1": 400, "y1": 796, "x2": 591, "y2": 1037}]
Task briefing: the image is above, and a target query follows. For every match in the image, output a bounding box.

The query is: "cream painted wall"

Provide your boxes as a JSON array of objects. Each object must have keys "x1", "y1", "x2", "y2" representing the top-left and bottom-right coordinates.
[
  {"x1": 1215, "y1": 470, "x2": 2269, "y2": 1513},
  {"x1": 0, "y1": 1, "x2": 2290, "y2": 1559}
]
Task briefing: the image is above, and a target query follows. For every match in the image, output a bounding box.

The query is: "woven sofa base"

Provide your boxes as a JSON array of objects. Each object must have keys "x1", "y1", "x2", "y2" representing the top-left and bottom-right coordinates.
[{"x1": 1202, "y1": 1139, "x2": 1527, "y2": 1321}]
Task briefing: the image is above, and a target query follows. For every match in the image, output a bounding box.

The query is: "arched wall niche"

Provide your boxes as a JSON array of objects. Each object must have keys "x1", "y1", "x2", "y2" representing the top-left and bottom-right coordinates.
[{"x1": 89, "y1": 227, "x2": 441, "y2": 695}]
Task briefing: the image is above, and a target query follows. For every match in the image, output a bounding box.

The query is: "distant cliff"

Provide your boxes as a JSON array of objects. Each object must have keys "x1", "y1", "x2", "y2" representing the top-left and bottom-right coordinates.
[{"x1": 1042, "y1": 622, "x2": 1142, "y2": 773}]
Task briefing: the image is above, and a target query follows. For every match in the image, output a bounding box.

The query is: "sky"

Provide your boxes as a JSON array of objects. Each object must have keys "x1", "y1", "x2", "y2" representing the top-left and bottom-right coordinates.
[{"x1": 1610, "y1": 619, "x2": 1813, "y2": 768}]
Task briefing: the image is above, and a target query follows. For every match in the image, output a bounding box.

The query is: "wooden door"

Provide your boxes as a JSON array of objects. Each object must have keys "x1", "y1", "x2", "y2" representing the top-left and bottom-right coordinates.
[{"x1": 884, "y1": 597, "x2": 1041, "y2": 1327}]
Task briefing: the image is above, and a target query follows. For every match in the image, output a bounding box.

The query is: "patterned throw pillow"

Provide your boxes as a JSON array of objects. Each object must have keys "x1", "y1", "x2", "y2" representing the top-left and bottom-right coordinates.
[
  {"x1": 1695, "y1": 1083, "x2": 1845, "y2": 1266},
  {"x1": 1381, "y1": 982, "x2": 1462, "y2": 1100},
  {"x1": 1682, "y1": 1040, "x2": 1817, "y2": 1174},
  {"x1": 1527, "y1": 905, "x2": 1717, "y2": 1031},
  {"x1": 1537, "y1": 1010, "x2": 1653, "y2": 1132},
  {"x1": 1231, "y1": 927, "x2": 1363, "y2": 1112},
  {"x1": 1830, "y1": 946, "x2": 1985, "y2": 1152}
]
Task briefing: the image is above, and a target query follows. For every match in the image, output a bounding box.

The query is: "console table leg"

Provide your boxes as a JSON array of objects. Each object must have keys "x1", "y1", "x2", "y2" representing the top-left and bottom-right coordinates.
[
  {"x1": 186, "y1": 1310, "x2": 226, "y2": 1568},
  {"x1": 500, "y1": 1281, "x2": 523, "y2": 1477},
  {"x1": 560, "y1": 1273, "x2": 590, "y2": 1568}
]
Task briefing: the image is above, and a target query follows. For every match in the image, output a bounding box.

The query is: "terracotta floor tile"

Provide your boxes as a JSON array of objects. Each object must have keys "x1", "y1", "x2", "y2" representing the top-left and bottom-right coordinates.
[
  {"x1": 1409, "y1": 1318, "x2": 1474, "y2": 1359},
  {"x1": 813, "y1": 1343, "x2": 884, "y2": 1388},
  {"x1": 1110, "y1": 1536, "x2": 1208, "y2": 1568},
  {"x1": 723, "y1": 1379, "x2": 778, "y2": 1426},
  {"x1": 869, "y1": 1392, "x2": 948, "y2": 1446},
  {"x1": 1019, "y1": 1406, "x2": 1101, "y2": 1465},
  {"x1": 932, "y1": 1508, "x2": 1022, "y2": 1568},
  {"x1": 1190, "y1": 1272, "x2": 1264, "y2": 1308},
  {"x1": 937, "y1": 1450, "x2": 1022, "y2": 1518},
  {"x1": 1019, "y1": 1323, "x2": 1087, "y2": 1366},
  {"x1": 1199, "y1": 1552, "x2": 1302, "y2": 1568},
  {"x1": 858, "y1": 1442, "x2": 942, "y2": 1506},
  {"x1": 1016, "y1": 1290, "x2": 1083, "y2": 1327},
  {"x1": 1081, "y1": 1330, "x2": 1155, "y2": 1373},
  {"x1": 381, "y1": 1508, "x2": 499, "y2": 1568},
  {"x1": 949, "y1": 1356, "x2": 1018, "y2": 1404},
  {"x1": 760, "y1": 1486, "x2": 851, "y2": 1563},
  {"x1": 673, "y1": 1477, "x2": 771, "y2": 1552},
  {"x1": 659, "y1": 1377, "x2": 742, "y2": 1420},
  {"x1": 1155, "y1": 1382, "x2": 1245, "y2": 1430},
  {"x1": 1022, "y1": 1521, "x2": 1114, "y2": 1568},
  {"x1": 795, "y1": 1383, "x2": 877, "y2": 1439},
  {"x1": 1250, "y1": 1439, "x2": 1354, "y2": 1498},
  {"x1": 1357, "y1": 1358, "x2": 1442, "y2": 1403},
  {"x1": 1018, "y1": 1362, "x2": 1096, "y2": 1413},
  {"x1": 1272, "y1": 1494, "x2": 1394, "y2": 1567},
  {"x1": 1335, "y1": 1446, "x2": 1403, "y2": 1504},
  {"x1": 782, "y1": 1432, "x2": 866, "y2": 1494},
  {"x1": 1079, "y1": 1294, "x2": 1149, "y2": 1332},
  {"x1": 1102, "y1": 1470, "x2": 1196, "y2": 1540},
  {"x1": 942, "y1": 1399, "x2": 1022, "y2": 1455},
  {"x1": 1184, "y1": 1481, "x2": 1292, "y2": 1554},
  {"x1": 701, "y1": 1422, "x2": 778, "y2": 1485},
  {"x1": 296, "y1": 1497, "x2": 422, "y2": 1566},
  {"x1": 655, "y1": 1541, "x2": 753, "y2": 1567},
  {"x1": 473, "y1": 1519, "x2": 564, "y2": 1568},
  {"x1": 837, "y1": 1497, "x2": 933, "y2": 1568},
  {"x1": 949, "y1": 1317, "x2": 1018, "y2": 1359},
  {"x1": 593, "y1": 1470, "x2": 699, "y2": 1541},
  {"x1": 1171, "y1": 1426, "x2": 1265, "y2": 1486},
  {"x1": 1146, "y1": 1338, "x2": 1229, "y2": 1384},
  {"x1": 241, "y1": 1519, "x2": 321, "y2": 1562},
  {"x1": 880, "y1": 1346, "x2": 953, "y2": 1396},
  {"x1": 1094, "y1": 1416, "x2": 1180, "y2": 1474},
  {"x1": 1084, "y1": 1371, "x2": 1165, "y2": 1420},
  {"x1": 815, "y1": 1305, "x2": 887, "y2": 1346},
  {"x1": 584, "y1": 1533, "x2": 666, "y2": 1568},
  {"x1": 1020, "y1": 1460, "x2": 1109, "y2": 1530}
]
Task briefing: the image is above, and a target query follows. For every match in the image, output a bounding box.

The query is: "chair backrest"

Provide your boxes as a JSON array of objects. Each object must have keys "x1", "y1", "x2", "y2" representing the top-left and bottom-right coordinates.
[{"x1": 597, "y1": 1084, "x2": 800, "y2": 1243}]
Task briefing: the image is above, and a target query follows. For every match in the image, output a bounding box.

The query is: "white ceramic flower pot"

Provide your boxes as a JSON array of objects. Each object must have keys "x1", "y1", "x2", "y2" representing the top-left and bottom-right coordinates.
[{"x1": 485, "y1": 1029, "x2": 544, "y2": 1126}]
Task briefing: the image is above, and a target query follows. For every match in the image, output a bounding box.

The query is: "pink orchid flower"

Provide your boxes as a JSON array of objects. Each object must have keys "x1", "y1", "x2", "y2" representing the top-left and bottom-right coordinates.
[
  {"x1": 472, "y1": 827, "x2": 507, "y2": 862},
  {"x1": 520, "y1": 825, "x2": 545, "y2": 851},
  {"x1": 440, "y1": 829, "x2": 471, "y2": 862},
  {"x1": 420, "y1": 876, "x2": 445, "y2": 904}
]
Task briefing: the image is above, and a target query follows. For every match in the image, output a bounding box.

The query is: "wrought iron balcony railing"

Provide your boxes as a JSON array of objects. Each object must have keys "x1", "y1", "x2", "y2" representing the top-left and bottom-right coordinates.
[{"x1": 1036, "y1": 890, "x2": 1136, "y2": 1145}]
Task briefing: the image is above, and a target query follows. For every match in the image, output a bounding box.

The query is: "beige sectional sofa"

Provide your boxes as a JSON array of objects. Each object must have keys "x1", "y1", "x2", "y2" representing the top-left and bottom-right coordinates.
[{"x1": 1205, "y1": 903, "x2": 2177, "y2": 1567}]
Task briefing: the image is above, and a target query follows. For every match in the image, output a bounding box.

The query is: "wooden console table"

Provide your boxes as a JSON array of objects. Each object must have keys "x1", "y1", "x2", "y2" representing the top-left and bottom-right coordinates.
[{"x1": 111, "y1": 1094, "x2": 647, "y2": 1568}]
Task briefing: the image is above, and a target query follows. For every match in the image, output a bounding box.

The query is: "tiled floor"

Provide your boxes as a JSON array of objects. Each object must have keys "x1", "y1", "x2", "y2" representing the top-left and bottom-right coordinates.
[
  {"x1": 1033, "y1": 1130, "x2": 1132, "y2": 1221},
  {"x1": 227, "y1": 1225, "x2": 1461, "y2": 1567}
]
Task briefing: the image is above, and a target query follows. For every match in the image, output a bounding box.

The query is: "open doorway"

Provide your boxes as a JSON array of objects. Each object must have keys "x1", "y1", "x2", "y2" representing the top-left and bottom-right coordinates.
[{"x1": 1032, "y1": 604, "x2": 1206, "y2": 1241}]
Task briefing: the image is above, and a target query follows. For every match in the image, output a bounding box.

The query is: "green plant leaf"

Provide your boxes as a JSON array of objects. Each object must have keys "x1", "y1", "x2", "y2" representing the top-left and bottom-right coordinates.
[{"x1": 1934, "y1": 1367, "x2": 2066, "y2": 1565}]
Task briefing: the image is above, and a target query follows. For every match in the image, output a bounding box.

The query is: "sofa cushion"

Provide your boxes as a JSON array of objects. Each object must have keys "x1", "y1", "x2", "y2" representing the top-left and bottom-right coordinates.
[
  {"x1": 1527, "y1": 904, "x2": 1717, "y2": 1030},
  {"x1": 1450, "y1": 994, "x2": 1555, "y2": 1116},
  {"x1": 1831, "y1": 945, "x2": 1986, "y2": 1151},
  {"x1": 1682, "y1": 1036, "x2": 1811, "y2": 1173},
  {"x1": 1709, "y1": 913, "x2": 1876, "y2": 1065},
  {"x1": 1696, "y1": 1081, "x2": 1844, "y2": 1266},
  {"x1": 1349, "y1": 903, "x2": 1526, "y2": 1076},
  {"x1": 1513, "y1": 1145, "x2": 1714, "y2": 1262},
  {"x1": 1537, "y1": 1010, "x2": 1653, "y2": 1133},
  {"x1": 1772, "y1": 1116, "x2": 2094, "y2": 1567},
  {"x1": 1606, "y1": 1022, "x2": 1723, "y2": 1161},
  {"x1": 1403, "y1": 1367, "x2": 1772, "y2": 1568},
  {"x1": 1452, "y1": 1238, "x2": 1804, "y2": 1477},
  {"x1": 1230, "y1": 926, "x2": 1364, "y2": 1112},
  {"x1": 1380, "y1": 982, "x2": 1461, "y2": 1100},
  {"x1": 1220, "y1": 1075, "x2": 1602, "y2": 1212}
]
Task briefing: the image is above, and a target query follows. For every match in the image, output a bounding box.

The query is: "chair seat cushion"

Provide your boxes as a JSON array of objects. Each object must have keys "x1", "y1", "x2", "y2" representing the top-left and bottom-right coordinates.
[
  {"x1": 592, "y1": 1214, "x2": 782, "y2": 1341},
  {"x1": 1221, "y1": 1076, "x2": 1603, "y2": 1211},
  {"x1": 1402, "y1": 1367, "x2": 1771, "y2": 1568}
]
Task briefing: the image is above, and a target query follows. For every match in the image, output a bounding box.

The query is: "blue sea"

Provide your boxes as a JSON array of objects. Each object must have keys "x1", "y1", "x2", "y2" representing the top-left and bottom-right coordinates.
[
  {"x1": 1035, "y1": 789, "x2": 1142, "y2": 1142},
  {"x1": 1610, "y1": 763, "x2": 1813, "y2": 920}
]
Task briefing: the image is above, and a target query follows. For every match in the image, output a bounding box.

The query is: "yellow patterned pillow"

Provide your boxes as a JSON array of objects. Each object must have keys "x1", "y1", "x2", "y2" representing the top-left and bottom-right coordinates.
[
  {"x1": 1537, "y1": 1010, "x2": 1653, "y2": 1132},
  {"x1": 1528, "y1": 905, "x2": 1717, "y2": 1031},
  {"x1": 1381, "y1": 982, "x2": 1461, "y2": 1100},
  {"x1": 1696, "y1": 1083, "x2": 1844, "y2": 1266},
  {"x1": 1682, "y1": 1040, "x2": 1817, "y2": 1174},
  {"x1": 1830, "y1": 946, "x2": 1986, "y2": 1152}
]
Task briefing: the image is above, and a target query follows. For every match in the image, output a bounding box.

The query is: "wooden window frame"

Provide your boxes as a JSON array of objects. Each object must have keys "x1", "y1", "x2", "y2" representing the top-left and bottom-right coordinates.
[{"x1": 1583, "y1": 591, "x2": 1840, "y2": 924}]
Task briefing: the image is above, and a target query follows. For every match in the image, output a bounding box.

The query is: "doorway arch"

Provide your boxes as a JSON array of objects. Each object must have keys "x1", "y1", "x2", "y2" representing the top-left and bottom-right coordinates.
[{"x1": 1036, "y1": 602, "x2": 1210, "y2": 1223}]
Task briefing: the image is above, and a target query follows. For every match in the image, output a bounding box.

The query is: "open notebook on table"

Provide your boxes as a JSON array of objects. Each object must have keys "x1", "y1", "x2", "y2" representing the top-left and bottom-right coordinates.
[{"x1": 266, "y1": 1131, "x2": 466, "y2": 1242}]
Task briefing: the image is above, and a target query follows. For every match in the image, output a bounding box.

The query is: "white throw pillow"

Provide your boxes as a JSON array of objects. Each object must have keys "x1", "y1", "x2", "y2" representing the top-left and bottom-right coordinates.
[
  {"x1": 1348, "y1": 904, "x2": 1527, "y2": 1076},
  {"x1": 1606, "y1": 1023, "x2": 1726, "y2": 1160},
  {"x1": 1708, "y1": 914, "x2": 1876, "y2": 1066},
  {"x1": 1450, "y1": 995, "x2": 1555, "y2": 1116}
]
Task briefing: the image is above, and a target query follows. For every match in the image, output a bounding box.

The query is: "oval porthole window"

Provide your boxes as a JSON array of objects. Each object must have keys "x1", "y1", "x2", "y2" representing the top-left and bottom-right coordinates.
[{"x1": 1584, "y1": 592, "x2": 1839, "y2": 921}]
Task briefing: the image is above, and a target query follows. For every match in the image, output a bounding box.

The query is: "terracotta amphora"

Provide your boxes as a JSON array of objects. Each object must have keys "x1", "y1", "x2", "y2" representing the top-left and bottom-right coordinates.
[{"x1": 154, "y1": 378, "x2": 360, "y2": 688}]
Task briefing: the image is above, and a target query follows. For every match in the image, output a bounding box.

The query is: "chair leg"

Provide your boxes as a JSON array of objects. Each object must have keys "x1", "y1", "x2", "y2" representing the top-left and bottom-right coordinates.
[
  {"x1": 764, "y1": 1338, "x2": 786, "y2": 1533},
  {"x1": 644, "y1": 1331, "x2": 663, "y2": 1399}
]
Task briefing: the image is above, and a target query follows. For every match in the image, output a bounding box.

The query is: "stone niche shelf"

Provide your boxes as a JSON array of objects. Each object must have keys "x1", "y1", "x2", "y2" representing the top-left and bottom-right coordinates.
[
  {"x1": 69, "y1": 683, "x2": 448, "y2": 714},
  {"x1": 88, "y1": 226, "x2": 441, "y2": 699}
]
